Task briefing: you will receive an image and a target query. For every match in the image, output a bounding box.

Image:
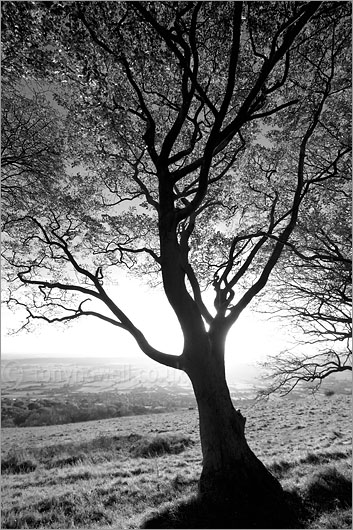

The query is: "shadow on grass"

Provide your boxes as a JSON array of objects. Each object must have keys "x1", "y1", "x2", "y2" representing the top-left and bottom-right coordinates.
[
  {"x1": 141, "y1": 493, "x2": 302, "y2": 529},
  {"x1": 303, "y1": 466, "x2": 352, "y2": 511},
  {"x1": 141, "y1": 467, "x2": 352, "y2": 529}
]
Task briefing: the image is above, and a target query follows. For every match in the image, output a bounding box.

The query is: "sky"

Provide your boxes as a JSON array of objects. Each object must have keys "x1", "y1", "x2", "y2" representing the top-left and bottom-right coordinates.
[{"x1": 2, "y1": 272, "x2": 292, "y2": 372}]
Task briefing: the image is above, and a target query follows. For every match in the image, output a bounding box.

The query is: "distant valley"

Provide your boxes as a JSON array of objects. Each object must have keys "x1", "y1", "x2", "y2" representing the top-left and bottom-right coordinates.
[{"x1": 1, "y1": 355, "x2": 350, "y2": 428}]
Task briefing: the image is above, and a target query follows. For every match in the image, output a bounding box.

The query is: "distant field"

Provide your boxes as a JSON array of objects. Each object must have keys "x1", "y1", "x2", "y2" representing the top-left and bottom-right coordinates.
[{"x1": 1, "y1": 394, "x2": 351, "y2": 529}]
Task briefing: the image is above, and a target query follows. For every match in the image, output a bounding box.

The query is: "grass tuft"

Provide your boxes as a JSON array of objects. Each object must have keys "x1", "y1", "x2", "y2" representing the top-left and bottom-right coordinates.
[
  {"x1": 310, "y1": 507, "x2": 352, "y2": 529},
  {"x1": 303, "y1": 466, "x2": 352, "y2": 510},
  {"x1": 2, "y1": 492, "x2": 117, "y2": 529},
  {"x1": 268, "y1": 459, "x2": 294, "y2": 477},
  {"x1": 130, "y1": 434, "x2": 194, "y2": 458},
  {"x1": 299, "y1": 449, "x2": 350, "y2": 465},
  {"x1": 1, "y1": 449, "x2": 38, "y2": 474}
]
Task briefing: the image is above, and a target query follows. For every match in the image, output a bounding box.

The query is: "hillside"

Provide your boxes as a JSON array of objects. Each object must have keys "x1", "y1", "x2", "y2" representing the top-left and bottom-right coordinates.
[{"x1": 2, "y1": 394, "x2": 351, "y2": 529}]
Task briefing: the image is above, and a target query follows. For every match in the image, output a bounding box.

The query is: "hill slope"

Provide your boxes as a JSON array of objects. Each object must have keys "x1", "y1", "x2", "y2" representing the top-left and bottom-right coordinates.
[{"x1": 1, "y1": 395, "x2": 351, "y2": 529}]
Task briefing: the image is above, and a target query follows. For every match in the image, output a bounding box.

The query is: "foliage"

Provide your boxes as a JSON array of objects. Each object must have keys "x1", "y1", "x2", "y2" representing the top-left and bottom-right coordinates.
[
  {"x1": 1, "y1": 82, "x2": 65, "y2": 211},
  {"x1": 259, "y1": 114, "x2": 351, "y2": 393}
]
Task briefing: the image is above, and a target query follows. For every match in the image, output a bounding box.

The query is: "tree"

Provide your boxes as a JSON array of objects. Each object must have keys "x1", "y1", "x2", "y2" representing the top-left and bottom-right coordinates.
[{"x1": 2, "y1": 1, "x2": 351, "y2": 524}]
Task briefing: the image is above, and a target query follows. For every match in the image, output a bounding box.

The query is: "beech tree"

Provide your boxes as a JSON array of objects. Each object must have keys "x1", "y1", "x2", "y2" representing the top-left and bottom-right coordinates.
[{"x1": 2, "y1": 1, "x2": 351, "y2": 523}]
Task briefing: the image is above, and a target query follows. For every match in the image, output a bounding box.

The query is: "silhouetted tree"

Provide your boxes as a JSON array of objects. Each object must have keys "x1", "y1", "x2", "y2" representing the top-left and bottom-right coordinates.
[{"x1": 2, "y1": 2, "x2": 351, "y2": 523}]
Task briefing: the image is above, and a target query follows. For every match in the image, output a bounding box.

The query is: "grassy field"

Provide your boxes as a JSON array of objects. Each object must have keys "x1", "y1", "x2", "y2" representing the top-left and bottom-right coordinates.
[{"x1": 1, "y1": 394, "x2": 351, "y2": 529}]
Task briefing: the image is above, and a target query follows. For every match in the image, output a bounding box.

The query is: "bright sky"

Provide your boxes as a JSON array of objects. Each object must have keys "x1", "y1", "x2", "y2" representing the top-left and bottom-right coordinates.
[{"x1": 2, "y1": 272, "x2": 291, "y2": 372}]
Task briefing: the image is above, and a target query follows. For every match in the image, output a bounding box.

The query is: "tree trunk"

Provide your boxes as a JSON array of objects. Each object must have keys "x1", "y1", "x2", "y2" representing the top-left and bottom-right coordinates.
[{"x1": 184, "y1": 336, "x2": 292, "y2": 527}]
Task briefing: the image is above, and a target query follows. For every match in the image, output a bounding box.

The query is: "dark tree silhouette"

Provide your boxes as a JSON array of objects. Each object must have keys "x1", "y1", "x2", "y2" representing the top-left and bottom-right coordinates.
[{"x1": 2, "y1": 1, "x2": 351, "y2": 524}]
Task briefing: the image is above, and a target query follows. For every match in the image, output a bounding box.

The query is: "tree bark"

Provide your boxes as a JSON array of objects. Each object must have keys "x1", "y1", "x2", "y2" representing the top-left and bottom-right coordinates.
[{"x1": 184, "y1": 333, "x2": 291, "y2": 526}]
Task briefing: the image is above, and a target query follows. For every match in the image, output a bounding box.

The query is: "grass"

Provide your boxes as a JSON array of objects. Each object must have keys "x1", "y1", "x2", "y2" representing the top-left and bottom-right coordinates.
[
  {"x1": 303, "y1": 466, "x2": 351, "y2": 510},
  {"x1": 141, "y1": 494, "x2": 296, "y2": 529},
  {"x1": 130, "y1": 434, "x2": 194, "y2": 458},
  {"x1": 2, "y1": 433, "x2": 194, "y2": 474},
  {"x1": 1, "y1": 394, "x2": 351, "y2": 528},
  {"x1": 140, "y1": 462, "x2": 352, "y2": 529}
]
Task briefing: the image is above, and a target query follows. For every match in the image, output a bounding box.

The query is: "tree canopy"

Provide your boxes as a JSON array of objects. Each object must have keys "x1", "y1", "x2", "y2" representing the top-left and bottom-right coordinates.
[
  {"x1": 2, "y1": 2, "x2": 350, "y2": 344},
  {"x1": 2, "y1": 2, "x2": 351, "y2": 375}
]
